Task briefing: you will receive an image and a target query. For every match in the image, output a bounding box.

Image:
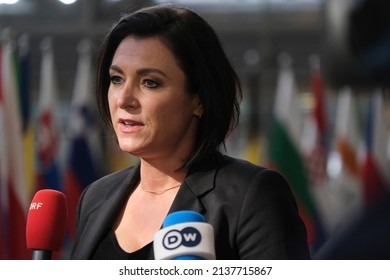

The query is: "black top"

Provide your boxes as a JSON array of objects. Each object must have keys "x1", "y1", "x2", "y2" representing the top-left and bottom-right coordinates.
[{"x1": 92, "y1": 230, "x2": 154, "y2": 260}]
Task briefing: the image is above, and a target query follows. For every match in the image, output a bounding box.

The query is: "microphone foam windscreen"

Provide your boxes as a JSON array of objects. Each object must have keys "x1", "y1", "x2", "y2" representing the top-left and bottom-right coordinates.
[
  {"x1": 163, "y1": 210, "x2": 205, "y2": 228},
  {"x1": 26, "y1": 189, "x2": 68, "y2": 251},
  {"x1": 154, "y1": 211, "x2": 216, "y2": 260}
]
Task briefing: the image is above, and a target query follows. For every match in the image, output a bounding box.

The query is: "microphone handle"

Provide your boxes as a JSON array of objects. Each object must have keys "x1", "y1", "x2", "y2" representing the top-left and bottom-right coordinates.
[{"x1": 32, "y1": 250, "x2": 52, "y2": 260}]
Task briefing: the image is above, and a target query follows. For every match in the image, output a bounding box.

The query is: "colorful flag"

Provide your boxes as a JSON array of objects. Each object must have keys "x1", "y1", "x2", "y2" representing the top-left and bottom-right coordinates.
[
  {"x1": 360, "y1": 89, "x2": 389, "y2": 206},
  {"x1": 0, "y1": 36, "x2": 8, "y2": 260},
  {"x1": 300, "y1": 55, "x2": 332, "y2": 235},
  {"x1": 301, "y1": 55, "x2": 329, "y2": 187},
  {"x1": 1, "y1": 30, "x2": 30, "y2": 259},
  {"x1": 36, "y1": 37, "x2": 62, "y2": 192},
  {"x1": 17, "y1": 34, "x2": 36, "y2": 201},
  {"x1": 326, "y1": 87, "x2": 364, "y2": 233},
  {"x1": 268, "y1": 53, "x2": 326, "y2": 252},
  {"x1": 63, "y1": 39, "x2": 103, "y2": 244}
]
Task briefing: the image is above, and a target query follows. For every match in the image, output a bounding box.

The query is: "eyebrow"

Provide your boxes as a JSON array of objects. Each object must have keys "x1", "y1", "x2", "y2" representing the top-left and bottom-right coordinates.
[{"x1": 109, "y1": 65, "x2": 168, "y2": 78}]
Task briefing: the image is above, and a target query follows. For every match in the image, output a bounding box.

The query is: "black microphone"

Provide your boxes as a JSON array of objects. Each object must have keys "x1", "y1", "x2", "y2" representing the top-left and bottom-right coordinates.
[
  {"x1": 153, "y1": 210, "x2": 215, "y2": 260},
  {"x1": 26, "y1": 189, "x2": 68, "y2": 260}
]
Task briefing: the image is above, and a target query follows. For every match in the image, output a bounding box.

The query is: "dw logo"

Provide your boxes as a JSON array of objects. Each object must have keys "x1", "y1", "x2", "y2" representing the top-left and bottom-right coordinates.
[{"x1": 163, "y1": 227, "x2": 201, "y2": 250}]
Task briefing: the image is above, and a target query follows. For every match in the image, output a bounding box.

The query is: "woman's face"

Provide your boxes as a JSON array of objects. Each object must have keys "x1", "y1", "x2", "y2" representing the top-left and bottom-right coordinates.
[{"x1": 108, "y1": 36, "x2": 202, "y2": 162}]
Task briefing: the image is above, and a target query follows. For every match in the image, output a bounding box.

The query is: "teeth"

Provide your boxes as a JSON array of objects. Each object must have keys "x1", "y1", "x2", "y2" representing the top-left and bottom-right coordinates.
[{"x1": 123, "y1": 121, "x2": 133, "y2": 125}]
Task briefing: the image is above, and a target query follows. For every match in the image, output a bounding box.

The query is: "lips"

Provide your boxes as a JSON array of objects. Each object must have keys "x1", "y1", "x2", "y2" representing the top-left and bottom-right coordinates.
[
  {"x1": 118, "y1": 118, "x2": 144, "y2": 133},
  {"x1": 119, "y1": 118, "x2": 142, "y2": 125},
  {"x1": 122, "y1": 120, "x2": 139, "y2": 126}
]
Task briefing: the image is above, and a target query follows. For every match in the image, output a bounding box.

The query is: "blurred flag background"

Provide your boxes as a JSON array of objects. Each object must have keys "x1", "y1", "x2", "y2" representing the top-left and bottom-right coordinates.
[{"x1": 0, "y1": 0, "x2": 389, "y2": 260}]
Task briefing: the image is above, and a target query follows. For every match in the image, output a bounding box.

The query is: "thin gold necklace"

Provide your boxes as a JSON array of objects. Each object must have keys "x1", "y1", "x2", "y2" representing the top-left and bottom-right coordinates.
[{"x1": 140, "y1": 183, "x2": 181, "y2": 195}]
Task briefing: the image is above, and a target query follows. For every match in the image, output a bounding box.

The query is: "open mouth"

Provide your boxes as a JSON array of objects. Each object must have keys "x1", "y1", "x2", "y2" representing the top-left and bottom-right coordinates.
[{"x1": 118, "y1": 118, "x2": 144, "y2": 132}]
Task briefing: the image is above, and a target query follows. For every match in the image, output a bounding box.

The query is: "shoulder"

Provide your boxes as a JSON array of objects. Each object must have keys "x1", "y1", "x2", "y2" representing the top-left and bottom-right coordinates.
[
  {"x1": 212, "y1": 154, "x2": 297, "y2": 215},
  {"x1": 90, "y1": 166, "x2": 136, "y2": 188},
  {"x1": 217, "y1": 154, "x2": 288, "y2": 186},
  {"x1": 204, "y1": 153, "x2": 294, "y2": 210},
  {"x1": 219, "y1": 153, "x2": 263, "y2": 171},
  {"x1": 79, "y1": 165, "x2": 138, "y2": 206}
]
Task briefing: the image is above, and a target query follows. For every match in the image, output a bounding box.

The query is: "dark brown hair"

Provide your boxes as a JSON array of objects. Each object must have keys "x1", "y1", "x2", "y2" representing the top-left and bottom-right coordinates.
[{"x1": 96, "y1": 4, "x2": 242, "y2": 168}]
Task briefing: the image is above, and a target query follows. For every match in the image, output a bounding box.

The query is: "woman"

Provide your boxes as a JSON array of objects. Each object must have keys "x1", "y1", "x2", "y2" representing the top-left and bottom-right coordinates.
[{"x1": 70, "y1": 3, "x2": 310, "y2": 260}]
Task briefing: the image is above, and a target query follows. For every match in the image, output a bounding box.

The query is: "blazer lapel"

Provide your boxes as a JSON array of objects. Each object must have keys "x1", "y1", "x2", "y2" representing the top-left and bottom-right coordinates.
[
  {"x1": 73, "y1": 165, "x2": 140, "y2": 259},
  {"x1": 168, "y1": 157, "x2": 218, "y2": 217}
]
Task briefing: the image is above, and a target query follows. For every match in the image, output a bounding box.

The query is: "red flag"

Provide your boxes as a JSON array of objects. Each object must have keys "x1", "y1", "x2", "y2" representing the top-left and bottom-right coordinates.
[
  {"x1": 36, "y1": 37, "x2": 62, "y2": 192},
  {"x1": 0, "y1": 40, "x2": 8, "y2": 260},
  {"x1": 35, "y1": 37, "x2": 64, "y2": 259},
  {"x1": 299, "y1": 55, "x2": 333, "y2": 236},
  {"x1": 303, "y1": 55, "x2": 329, "y2": 187},
  {"x1": 1, "y1": 30, "x2": 30, "y2": 259}
]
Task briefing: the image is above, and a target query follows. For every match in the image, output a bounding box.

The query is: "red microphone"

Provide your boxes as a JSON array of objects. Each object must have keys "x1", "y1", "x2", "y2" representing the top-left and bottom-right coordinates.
[{"x1": 26, "y1": 189, "x2": 68, "y2": 260}]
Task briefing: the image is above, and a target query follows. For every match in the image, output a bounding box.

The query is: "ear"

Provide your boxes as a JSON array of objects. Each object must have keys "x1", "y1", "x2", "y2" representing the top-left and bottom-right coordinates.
[{"x1": 192, "y1": 97, "x2": 203, "y2": 119}]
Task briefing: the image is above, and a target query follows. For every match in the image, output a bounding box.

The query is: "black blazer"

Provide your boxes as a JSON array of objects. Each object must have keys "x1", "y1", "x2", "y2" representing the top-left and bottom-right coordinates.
[{"x1": 70, "y1": 151, "x2": 310, "y2": 259}]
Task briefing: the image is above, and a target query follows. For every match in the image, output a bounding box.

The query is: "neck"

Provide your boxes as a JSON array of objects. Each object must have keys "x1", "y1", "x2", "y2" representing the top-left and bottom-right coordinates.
[
  {"x1": 138, "y1": 159, "x2": 187, "y2": 193},
  {"x1": 140, "y1": 182, "x2": 181, "y2": 195}
]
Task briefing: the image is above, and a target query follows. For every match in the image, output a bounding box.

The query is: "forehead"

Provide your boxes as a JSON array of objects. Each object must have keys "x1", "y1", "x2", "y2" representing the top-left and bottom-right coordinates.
[{"x1": 112, "y1": 36, "x2": 178, "y2": 70}]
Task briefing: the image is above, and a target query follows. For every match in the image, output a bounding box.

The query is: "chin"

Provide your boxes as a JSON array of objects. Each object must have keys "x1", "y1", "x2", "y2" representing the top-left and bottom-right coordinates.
[
  {"x1": 117, "y1": 142, "x2": 142, "y2": 155},
  {"x1": 119, "y1": 146, "x2": 135, "y2": 153}
]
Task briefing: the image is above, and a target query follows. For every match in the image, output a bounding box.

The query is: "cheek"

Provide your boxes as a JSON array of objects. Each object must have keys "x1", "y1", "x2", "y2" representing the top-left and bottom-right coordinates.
[
  {"x1": 107, "y1": 93, "x2": 116, "y2": 115},
  {"x1": 160, "y1": 97, "x2": 186, "y2": 115},
  {"x1": 108, "y1": 104, "x2": 114, "y2": 121},
  {"x1": 145, "y1": 103, "x2": 177, "y2": 135},
  {"x1": 150, "y1": 103, "x2": 172, "y2": 126},
  {"x1": 155, "y1": 99, "x2": 194, "y2": 128}
]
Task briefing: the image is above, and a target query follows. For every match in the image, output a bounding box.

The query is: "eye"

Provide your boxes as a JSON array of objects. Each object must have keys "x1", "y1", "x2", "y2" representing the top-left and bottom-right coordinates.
[
  {"x1": 142, "y1": 79, "x2": 160, "y2": 88},
  {"x1": 110, "y1": 75, "x2": 123, "y2": 85}
]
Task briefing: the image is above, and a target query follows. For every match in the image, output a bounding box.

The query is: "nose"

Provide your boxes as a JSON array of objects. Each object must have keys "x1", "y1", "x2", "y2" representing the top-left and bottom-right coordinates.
[{"x1": 116, "y1": 82, "x2": 139, "y2": 109}]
